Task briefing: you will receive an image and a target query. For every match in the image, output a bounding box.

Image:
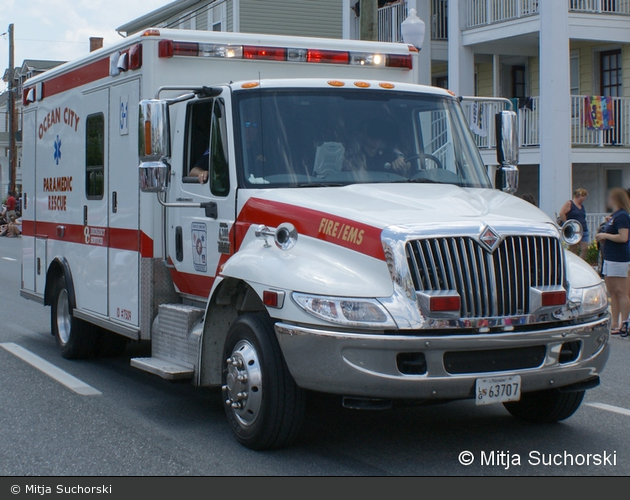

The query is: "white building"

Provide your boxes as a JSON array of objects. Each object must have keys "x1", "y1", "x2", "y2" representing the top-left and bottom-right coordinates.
[{"x1": 119, "y1": 0, "x2": 630, "y2": 228}]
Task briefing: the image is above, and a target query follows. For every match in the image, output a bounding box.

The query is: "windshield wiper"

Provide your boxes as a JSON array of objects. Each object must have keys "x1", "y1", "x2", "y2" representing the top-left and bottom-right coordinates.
[
  {"x1": 297, "y1": 182, "x2": 346, "y2": 188},
  {"x1": 394, "y1": 178, "x2": 444, "y2": 185}
]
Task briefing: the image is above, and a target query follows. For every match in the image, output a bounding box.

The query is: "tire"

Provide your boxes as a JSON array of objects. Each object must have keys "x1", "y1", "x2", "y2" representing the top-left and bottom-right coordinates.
[
  {"x1": 222, "y1": 313, "x2": 305, "y2": 450},
  {"x1": 96, "y1": 329, "x2": 128, "y2": 358},
  {"x1": 503, "y1": 389, "x2": 585, "y2": 423},
  {"x1": 51, "y1": 276, "x2": 98, "y2": 359}
]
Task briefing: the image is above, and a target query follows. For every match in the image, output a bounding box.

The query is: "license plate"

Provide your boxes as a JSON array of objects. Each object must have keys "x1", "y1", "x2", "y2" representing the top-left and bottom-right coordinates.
[{"x1": 475, "y1": 375, "x2": 521, "y2": 406}]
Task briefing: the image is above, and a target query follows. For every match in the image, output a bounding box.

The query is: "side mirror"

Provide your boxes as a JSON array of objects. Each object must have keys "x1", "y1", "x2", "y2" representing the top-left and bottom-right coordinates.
[
  {"x1": 138, "y1": 99, "x2": 170, "y2": 161},
  {"x1": 139, "y1": 160, "x2": 169, "y2": 193},
  {"x1": 495, "y1": 110, "x2": 519, "y2": 194}
]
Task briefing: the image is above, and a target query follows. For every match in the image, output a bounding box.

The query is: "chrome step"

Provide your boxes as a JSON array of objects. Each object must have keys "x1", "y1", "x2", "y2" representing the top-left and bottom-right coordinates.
[{"x1": 130, "y1": 357, "x2": 194, "y2": 380}]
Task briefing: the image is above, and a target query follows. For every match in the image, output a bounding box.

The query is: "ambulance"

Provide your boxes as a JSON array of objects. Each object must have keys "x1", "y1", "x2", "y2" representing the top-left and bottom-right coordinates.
[{"x1": 20, "y1": 29, "x2": 610, "y2": 450}]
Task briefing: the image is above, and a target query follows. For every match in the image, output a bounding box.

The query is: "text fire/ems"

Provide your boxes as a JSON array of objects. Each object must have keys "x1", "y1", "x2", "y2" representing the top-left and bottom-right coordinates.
[{"x1": 43, "y1": 176, "x2": 73, "y2": 211}]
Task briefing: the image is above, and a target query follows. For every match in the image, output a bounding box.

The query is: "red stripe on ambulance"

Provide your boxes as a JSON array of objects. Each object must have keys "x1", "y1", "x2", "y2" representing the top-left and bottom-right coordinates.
[{"x1": 236, "y1": 198, "x2": 385, "y2": 261}]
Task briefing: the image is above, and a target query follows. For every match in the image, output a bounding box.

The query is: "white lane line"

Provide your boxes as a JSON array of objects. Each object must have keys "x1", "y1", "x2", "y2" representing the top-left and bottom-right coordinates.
[
  {"x1": 2, "y1": 257, "x2": 17, "y2": 261},
  {"x1": 587, "y1": 402, "x2": 630, "y2": 417},
  {"x1": 0, "y1": 343, "x2": 101, "y2": 396}
]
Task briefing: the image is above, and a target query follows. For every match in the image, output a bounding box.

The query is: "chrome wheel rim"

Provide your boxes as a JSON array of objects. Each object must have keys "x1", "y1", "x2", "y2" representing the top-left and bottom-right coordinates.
[
  {"x1": 56, "y1": 289, "x2": 71, "y2": 346},
  {"x1": 223, "y1": 340, "x2": 263, "y2": 427}
]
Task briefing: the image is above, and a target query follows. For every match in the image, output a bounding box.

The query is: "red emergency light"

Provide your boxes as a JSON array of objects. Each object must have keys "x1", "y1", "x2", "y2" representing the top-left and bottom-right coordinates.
[
  {"x1": 541, "y1": 290, "x2": 567, "y2": 307},
  {"x1": 306, "y1": 49, "x2": 350, "y2": 65},
  {"x1": 430, "y1": 295, "x2": 461, "y2": 313},
  {"x1": 243, "y1": 46, "x2": 287, "y2": 61}
]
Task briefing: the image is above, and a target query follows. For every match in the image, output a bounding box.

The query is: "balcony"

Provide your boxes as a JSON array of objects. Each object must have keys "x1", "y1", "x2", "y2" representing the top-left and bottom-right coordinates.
[
  {"x1": 373, "y1": 0, "x2": 448, "y2": 43},
  {"x1": 569, "y1": 0, "x2": 630, "y2": 14},
  {"x1": 466, "y1": 0, "x2": 539, "y2": 28},
  {"x1": 462, "y1": 96, "x2": 630, "y2": 149}
]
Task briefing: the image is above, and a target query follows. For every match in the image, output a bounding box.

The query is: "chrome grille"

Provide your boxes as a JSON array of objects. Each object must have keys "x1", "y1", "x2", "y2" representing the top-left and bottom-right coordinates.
[{"x1": 406, "y1": 236, "x2": 564, "y2": 318}]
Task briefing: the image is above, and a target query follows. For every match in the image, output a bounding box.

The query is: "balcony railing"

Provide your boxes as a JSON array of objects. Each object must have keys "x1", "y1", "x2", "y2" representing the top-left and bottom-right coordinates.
[
  {"x1": 432, "y1": 0, "x2": 448, "y2": 40},
  {"x1": 569, "y1": 0, "x2": 630, "y2": 14},
  {"x1": 464, "y1": 95, "x2": 630, "y2": 149},
  {"x1": 466, "y1": 0, "x2": 540, "y2": 28},
  {"x1": 378, "y1": 2, "x2": 407, "y2": 43},
  {"x1": 375, "y1": 0, "x2": 448, "y2": 42}
]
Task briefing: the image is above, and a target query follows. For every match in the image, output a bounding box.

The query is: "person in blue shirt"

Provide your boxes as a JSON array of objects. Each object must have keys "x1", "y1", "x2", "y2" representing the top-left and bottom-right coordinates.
[
  {"x1": 596, "y1": 188, "x2": 630, "y2": 334},
  {"x1": 559, "y1": 188, "x2": 589, "y2": 259}
]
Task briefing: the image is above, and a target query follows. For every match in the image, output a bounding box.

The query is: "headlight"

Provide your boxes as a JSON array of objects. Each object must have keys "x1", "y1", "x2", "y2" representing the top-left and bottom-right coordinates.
[
  {"x1": 568, "y1": 283, "x2": 608, "y2": 317},
  {"x1": 292, "y1": 293, "x2": 396, "y2": 329}
]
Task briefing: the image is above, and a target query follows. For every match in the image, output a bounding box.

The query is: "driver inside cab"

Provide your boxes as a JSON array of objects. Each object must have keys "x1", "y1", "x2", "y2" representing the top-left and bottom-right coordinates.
[{"x1": 343, "y1": 122, "x2": 410, "y2": 175}]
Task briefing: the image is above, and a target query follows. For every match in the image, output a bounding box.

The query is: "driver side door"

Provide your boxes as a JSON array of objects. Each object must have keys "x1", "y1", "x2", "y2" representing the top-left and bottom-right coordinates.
[{"x1": 167, "y1": 97, "x2": 235, "y2": 299}]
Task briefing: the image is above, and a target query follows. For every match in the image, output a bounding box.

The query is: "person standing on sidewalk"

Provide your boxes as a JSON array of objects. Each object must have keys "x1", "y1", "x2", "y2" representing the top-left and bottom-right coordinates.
[
  {"x1": 596, "y1": 188, "x2": 630, "y2": 335},
  {"x1": 559, "y1": 188, "x2": 589, "y2": 259}
]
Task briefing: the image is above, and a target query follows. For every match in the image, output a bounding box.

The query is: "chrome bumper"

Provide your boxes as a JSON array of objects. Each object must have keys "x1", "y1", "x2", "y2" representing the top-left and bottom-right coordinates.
[{"x1": 275, "y1": 316, "x2": 610, "y2": 400}]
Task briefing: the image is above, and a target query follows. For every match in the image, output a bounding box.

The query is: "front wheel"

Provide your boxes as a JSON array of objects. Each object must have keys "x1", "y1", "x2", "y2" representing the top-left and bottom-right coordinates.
[
  {"x1": 503, "y1": 389, "x2": 585, "y2": 423},
  {"x1": 51, "y1": 276, "x2": 98, "y2": 359},
  {"x1": 222, "y1": 313, "x2": 305, "y2": 450}
]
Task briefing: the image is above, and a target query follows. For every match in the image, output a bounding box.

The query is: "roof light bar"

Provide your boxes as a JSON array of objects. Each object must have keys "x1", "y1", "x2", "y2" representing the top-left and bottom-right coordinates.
[{"x1": 157, "y1": 40, "x2": 412, "y2": 70}]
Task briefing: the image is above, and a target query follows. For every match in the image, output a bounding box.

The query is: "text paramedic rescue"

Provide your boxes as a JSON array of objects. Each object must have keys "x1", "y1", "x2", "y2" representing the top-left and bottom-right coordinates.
[
  {"x1": 43, "y1": 176, "x2": 73, "y2": 211},
  {"x1": 25, "y1": 484, "x2": 112, "y2": 495}
]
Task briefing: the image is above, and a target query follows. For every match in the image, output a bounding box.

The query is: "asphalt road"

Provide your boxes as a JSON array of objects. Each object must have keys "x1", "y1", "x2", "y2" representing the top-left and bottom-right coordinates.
[{"x1": 1, "y1": 237, "x2": 629, "y2": 476}]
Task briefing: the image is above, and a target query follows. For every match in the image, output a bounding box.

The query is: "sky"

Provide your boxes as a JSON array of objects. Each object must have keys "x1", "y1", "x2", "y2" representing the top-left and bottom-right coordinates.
[{"x1": 0, "y1": 0, "x2": 174, "y2": 91}]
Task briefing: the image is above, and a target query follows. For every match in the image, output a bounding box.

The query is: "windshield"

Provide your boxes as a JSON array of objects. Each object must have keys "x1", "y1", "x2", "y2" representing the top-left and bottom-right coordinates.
[{"x1": 234, "y1": 89, "x2": 491, "y2": 189}]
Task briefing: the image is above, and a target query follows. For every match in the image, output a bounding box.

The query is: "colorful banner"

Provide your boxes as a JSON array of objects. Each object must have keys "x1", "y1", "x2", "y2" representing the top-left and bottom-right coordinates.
[{"x1": 584, "y1": 96, "x2": 615, "y2": 130}]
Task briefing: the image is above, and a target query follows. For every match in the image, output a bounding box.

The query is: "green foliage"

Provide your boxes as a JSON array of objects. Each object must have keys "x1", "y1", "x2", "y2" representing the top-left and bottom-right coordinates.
[{"x1": 586, "y1": 241, "x2": 599, "y2": 265}]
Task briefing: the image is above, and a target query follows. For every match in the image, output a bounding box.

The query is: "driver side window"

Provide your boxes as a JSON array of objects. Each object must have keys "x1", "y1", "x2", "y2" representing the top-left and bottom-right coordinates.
[
  {"x1": 209, "y1": 100, "x2": 229, "y2": 197},
  {"x1": 184, "y1": 98, "x2": 230, "y2": 196}
]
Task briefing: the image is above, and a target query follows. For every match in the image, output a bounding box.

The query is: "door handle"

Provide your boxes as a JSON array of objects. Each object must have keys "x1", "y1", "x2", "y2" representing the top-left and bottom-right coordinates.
[
  {"x1": 201, "y1": 202, "x2": 218, "y2": 219},
  {"x1": 175, "y1": 226, "x2": 183, "y2": 262},
  {"x1": 83, "y1": 206, "x2": 88, "y2": 226},
  {"x1": 112, "y1": 191, "x2": 118, "y2": 214}
]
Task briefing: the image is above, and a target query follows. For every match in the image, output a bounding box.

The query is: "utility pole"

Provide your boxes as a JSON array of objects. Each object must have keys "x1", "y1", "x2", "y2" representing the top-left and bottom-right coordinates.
[
  {"x1": 7, "y1": 23, "x2": 16, "y2": 193},
  {"x1": 359, "y1": 0, "x2": 378, "y2": 41}
]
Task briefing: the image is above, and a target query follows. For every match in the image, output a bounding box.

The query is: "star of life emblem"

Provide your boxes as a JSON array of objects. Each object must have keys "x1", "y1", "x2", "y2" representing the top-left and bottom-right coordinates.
[{"x1": 479, "y1": 225, "x2": 500, "y2": 252}]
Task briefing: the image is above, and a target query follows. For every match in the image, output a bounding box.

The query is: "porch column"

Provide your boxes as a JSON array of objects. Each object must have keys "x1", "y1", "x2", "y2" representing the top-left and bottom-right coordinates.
[
  {"x1": 342, "y1": 0, "x2": 351, "y2": 39},
  {"x1": 539, "y1": 1, "x2": 572, "y2": 218},
  {"x1": 408, "y1": 0, "x2": 431, "y2": 86},
  {"x1": 447, "y1": 0, "x2": 475, "y2": 96},
  {"x1": 493, "y1": 54, "x2": 500, "y2": 97}
]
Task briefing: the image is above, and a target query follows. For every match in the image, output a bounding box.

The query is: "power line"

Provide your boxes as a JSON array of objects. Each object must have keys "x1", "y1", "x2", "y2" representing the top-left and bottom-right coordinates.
[{"x1": 15, "y1": 38, "x2": 86, "y2": 44}]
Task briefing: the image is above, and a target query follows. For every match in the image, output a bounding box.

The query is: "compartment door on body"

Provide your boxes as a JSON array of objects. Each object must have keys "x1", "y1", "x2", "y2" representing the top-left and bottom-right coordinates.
[
  {"x1": 22, "y1": 108, "x2": 37, "y2": 293},
  {"x1": 78, "y1": 89, "x2": 109, "y2": 316},
  {"x1": 108, "y1": 80, "x2": 140, "y2": 327},
  {"x1": 168, "y1": 97, "x2": 235, "y2": 299}
]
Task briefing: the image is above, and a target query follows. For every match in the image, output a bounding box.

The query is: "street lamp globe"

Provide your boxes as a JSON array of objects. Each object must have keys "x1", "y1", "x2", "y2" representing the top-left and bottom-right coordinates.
[{"x1": 401, "y1": 8, "x2": 426, "y2": 50}]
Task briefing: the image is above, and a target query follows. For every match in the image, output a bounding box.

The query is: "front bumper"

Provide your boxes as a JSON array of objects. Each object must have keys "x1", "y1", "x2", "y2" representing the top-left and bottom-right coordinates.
[{"x1": 275, "y1": 316, "x2": 610, "y2": 400}]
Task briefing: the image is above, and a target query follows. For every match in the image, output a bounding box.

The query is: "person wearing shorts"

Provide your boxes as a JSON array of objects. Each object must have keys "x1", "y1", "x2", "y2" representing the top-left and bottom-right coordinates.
[{"x1": 596, "y1": 188, "x2": 630, "y2": 334}]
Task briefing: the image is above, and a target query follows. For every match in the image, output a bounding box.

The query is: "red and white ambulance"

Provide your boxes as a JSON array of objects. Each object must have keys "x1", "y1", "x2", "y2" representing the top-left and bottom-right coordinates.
[{"x1": 20, "y1": 29, "x2": 610, "y2": 449}]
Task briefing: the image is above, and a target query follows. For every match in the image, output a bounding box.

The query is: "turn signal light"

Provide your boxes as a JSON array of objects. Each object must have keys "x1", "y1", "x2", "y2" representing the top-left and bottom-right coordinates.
[
  {"x1": 542, "y1": 290, "x2": 567, "y2": 307},
  {"x1": 430, "y1": 295, "x2": 461, "y2": 312}
]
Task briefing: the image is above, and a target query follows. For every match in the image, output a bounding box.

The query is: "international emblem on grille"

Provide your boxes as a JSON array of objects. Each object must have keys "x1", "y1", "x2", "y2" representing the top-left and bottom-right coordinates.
[{"x1": 479, "y1": 226, "x2": 500, "y2": 252}]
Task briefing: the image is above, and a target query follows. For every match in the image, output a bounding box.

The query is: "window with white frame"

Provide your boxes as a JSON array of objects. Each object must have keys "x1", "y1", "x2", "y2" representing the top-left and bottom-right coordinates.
[{"x1": 209, "y1": 2, "x2": 227, "y2": 32}]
